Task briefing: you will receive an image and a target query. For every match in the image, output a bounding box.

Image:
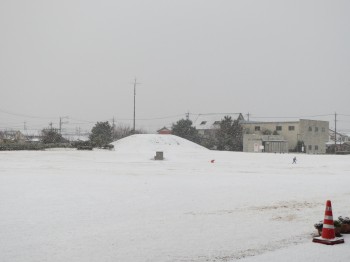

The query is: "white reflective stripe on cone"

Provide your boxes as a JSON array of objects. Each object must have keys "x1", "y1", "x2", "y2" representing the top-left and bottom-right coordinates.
[
  {"x1": 326, "y1": 207, "x2": 332, "y2": 211},
  {"x1": 324, "y1": 216, "x2": 333, "y2": 220},
  {"x1": 323, "y1": 224, "x2": 335, "y2": 229}
]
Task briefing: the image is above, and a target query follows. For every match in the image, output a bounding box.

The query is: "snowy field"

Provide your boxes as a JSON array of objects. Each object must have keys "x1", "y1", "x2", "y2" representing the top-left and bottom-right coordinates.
[{"x1": 1, "y1": 135, "x2": 349, "y2": 262}]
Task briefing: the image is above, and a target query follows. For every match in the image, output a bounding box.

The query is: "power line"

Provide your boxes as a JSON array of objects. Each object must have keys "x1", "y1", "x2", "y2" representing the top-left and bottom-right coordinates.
[
  {"x1": 0, "y1": 108, "x2": 57, "y2": 119},
  {"x1": 250, "y1": 114, "x2": 333, "y2": 119},
  {"x1": 1, "y1": 109, "x2": 350, "y2": 133},
  {"x1": 191, "y1": 112, "x2": 242, "y2": 116},
  {"x1": 68, "y1": 117, "x2": 95, "y2": 123},
  {"x1": 133, "y1": 114, "x2": 184, "y2": 121},
  {"x1": 0, "y1": 108, "x2": 345, "y2": 122}
]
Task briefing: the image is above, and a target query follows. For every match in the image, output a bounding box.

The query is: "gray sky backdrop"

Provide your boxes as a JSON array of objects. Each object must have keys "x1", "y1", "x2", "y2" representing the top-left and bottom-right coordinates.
[{"x1": 1, "y1": 0, "x2": 349, "y2": 133}]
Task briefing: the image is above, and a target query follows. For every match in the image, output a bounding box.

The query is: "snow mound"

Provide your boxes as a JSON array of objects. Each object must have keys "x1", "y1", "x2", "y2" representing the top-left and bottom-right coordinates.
[{"x1": 111, "y1": 134, "x2": 208, "y2": 154}]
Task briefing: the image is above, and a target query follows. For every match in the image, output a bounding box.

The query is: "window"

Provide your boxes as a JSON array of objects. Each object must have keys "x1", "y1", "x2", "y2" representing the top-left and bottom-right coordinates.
[
  {"x1": 315, "y1": 127, "x2": 319, "y2": 132},
  {"x1": 308, "y1": 145, "x2": 312, "y2": 150},
  {"x1": 308, "y1": 127, "x2": 312, "y2": 131},
  {"x1": 276, "y1": 126, "x2": 282, "y2": 131},
  {"x1": 315, "y1": 145, "x2": 319, "y2": 150},
  {"x1": 213, "y1": 121, "x2": 220, "y2": 125},
  {"x1": 255, "y1": 126, "x2": 261, "y2": 131},
  {"x1": 322, "y1": 127, "x2": 325, "y2": 132},
  {"x1": 200, "y1": 121, "x2": 207, "y2": 125},
  {"x1": 288, "y1": 126, "x2": 295, "y2": 131}
]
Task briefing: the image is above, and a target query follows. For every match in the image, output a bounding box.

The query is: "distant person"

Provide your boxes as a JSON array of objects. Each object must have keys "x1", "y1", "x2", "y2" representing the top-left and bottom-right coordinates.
[{"x1": 292, "y1": 157, "x2": 297, "y2": 164}]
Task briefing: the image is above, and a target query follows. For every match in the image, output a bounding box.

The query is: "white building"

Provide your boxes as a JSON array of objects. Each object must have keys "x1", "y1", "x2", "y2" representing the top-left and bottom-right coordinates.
[{"x1": 242, "y1": 119, "x2": 329, "y2": 154}]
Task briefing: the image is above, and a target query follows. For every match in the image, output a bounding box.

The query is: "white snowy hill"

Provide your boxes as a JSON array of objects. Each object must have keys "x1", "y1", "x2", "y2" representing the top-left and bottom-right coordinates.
[{"x1": 111, "y1": 134, "x2": 208, "y2": 154}]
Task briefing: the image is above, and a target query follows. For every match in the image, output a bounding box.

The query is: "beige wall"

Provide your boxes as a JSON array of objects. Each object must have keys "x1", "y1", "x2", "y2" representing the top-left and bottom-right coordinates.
[
  {"x1": 242, "y1": 119, "x2": 329, "y2": 154},
  {"x1": 242, "y1": 121, "x2": 299, "y2": 150},
  {"x1": 243, "y1": 134, "x2": 288, "y2": 153},
  {"x1": 299, "y1": 119, "x2": 329, "y2": 154},
  {"x1": 243, "y1": 134, "x2": 263, "y2": 152}
]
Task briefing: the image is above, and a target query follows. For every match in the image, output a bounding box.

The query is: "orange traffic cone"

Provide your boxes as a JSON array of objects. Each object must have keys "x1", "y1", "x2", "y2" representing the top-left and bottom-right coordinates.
[{"x1": 313, "y1": 200, "x2": 344, "y2": 245}]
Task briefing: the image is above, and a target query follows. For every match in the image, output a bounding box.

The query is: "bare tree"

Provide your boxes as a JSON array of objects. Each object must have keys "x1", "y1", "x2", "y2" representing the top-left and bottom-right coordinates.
[{"x1": 112, "y1": 123, "x2": 147, "y2": 141}]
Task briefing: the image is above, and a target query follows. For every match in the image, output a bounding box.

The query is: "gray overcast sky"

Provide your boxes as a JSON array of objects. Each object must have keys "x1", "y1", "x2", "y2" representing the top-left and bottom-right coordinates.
[{"x1": 1, "y1": 0, "x2": 349, "y2": 133}]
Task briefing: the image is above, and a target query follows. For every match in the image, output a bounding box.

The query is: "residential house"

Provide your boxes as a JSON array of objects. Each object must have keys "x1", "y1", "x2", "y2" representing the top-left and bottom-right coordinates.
[
  {"x1": 157, "y1": 127, "x2": 172, "y2": 135},
  {"x1": 329, "y1": 129, "x2": 349, "y2": 143},
  {"x1": 193, "y1": 113, "x2": 245, "y2": 137},
  {"x1": 0, "y1": 130, "x2": 26, "y2": 143}
]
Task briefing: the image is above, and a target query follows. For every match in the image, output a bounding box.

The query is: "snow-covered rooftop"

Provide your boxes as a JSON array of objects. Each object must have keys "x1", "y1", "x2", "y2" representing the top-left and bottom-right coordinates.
[
  {"x1": 62, "y1": 134, "x2": 90, "y2": 142},
  {"x1": 193, "y1": 113, "x2": 244, "y2": 130}
]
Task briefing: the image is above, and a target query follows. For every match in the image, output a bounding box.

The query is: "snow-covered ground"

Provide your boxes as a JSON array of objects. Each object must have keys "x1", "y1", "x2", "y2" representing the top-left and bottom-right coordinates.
[{"x1": 1, "y1": 134, "x2": 349, "y2": 262}]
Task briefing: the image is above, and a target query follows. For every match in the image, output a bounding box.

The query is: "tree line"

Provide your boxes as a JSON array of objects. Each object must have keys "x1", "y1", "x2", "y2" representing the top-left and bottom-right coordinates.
[
  {"x1": 40, "y1": 116, "x2": 243, "y2": 151},
  {"x1": 40, "y1": 122, "x2": 145, "y2": 149},
  {"x1": 1, "y1": 116, "x2": 242, "y2": 151},
  {"x1": 171, "y1": 116, "x2": 243, "y2": 151}
]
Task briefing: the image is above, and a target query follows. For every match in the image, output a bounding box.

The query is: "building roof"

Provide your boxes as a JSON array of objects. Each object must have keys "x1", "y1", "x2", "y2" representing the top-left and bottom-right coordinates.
[
  {"x1": 193, "y1": 113, "x2": 244, "y2": 130},
  {"x1": 241, "y1": 120, "x2": 299, "y2": 125},
  {"x1": 157, "y1": 127, "x2": 171, "y2": 132},
  {"x1": 62, "y1": 133, "x2": 89, "y2": 142}
]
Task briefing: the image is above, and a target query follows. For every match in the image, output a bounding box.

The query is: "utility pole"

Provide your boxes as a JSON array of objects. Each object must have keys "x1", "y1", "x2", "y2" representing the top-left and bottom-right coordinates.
[
  {"x1": 24, "y1": 121, "x2": 27, "y2": 130},
  {"x1": 59, "y1": 116, "x2": 69, "y2": 134},
  {"x1": 76, "y1": 127, "x2": 81, "y2": 136},
  {"x1": 49, "y1": 122, "x2": 53, "y2": 130},
  {"x1": 112, "y1": 116, "x2": 116, "y2": 137},
  {"x1": 334, "y1": 112, "x2": 337, "y2": 154},
  {"x1": 247, "y1": 112, "x2": 250, "y2": 121},
  {"x1": 112, "y1": 116, "x2": 115, "y2": 129},
  {"x1": 186, "y1": 111, "x2": 190, "y2": 120},
  {"x1": 132, "y1": 78, "x2": 140, "y2": 133}
]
